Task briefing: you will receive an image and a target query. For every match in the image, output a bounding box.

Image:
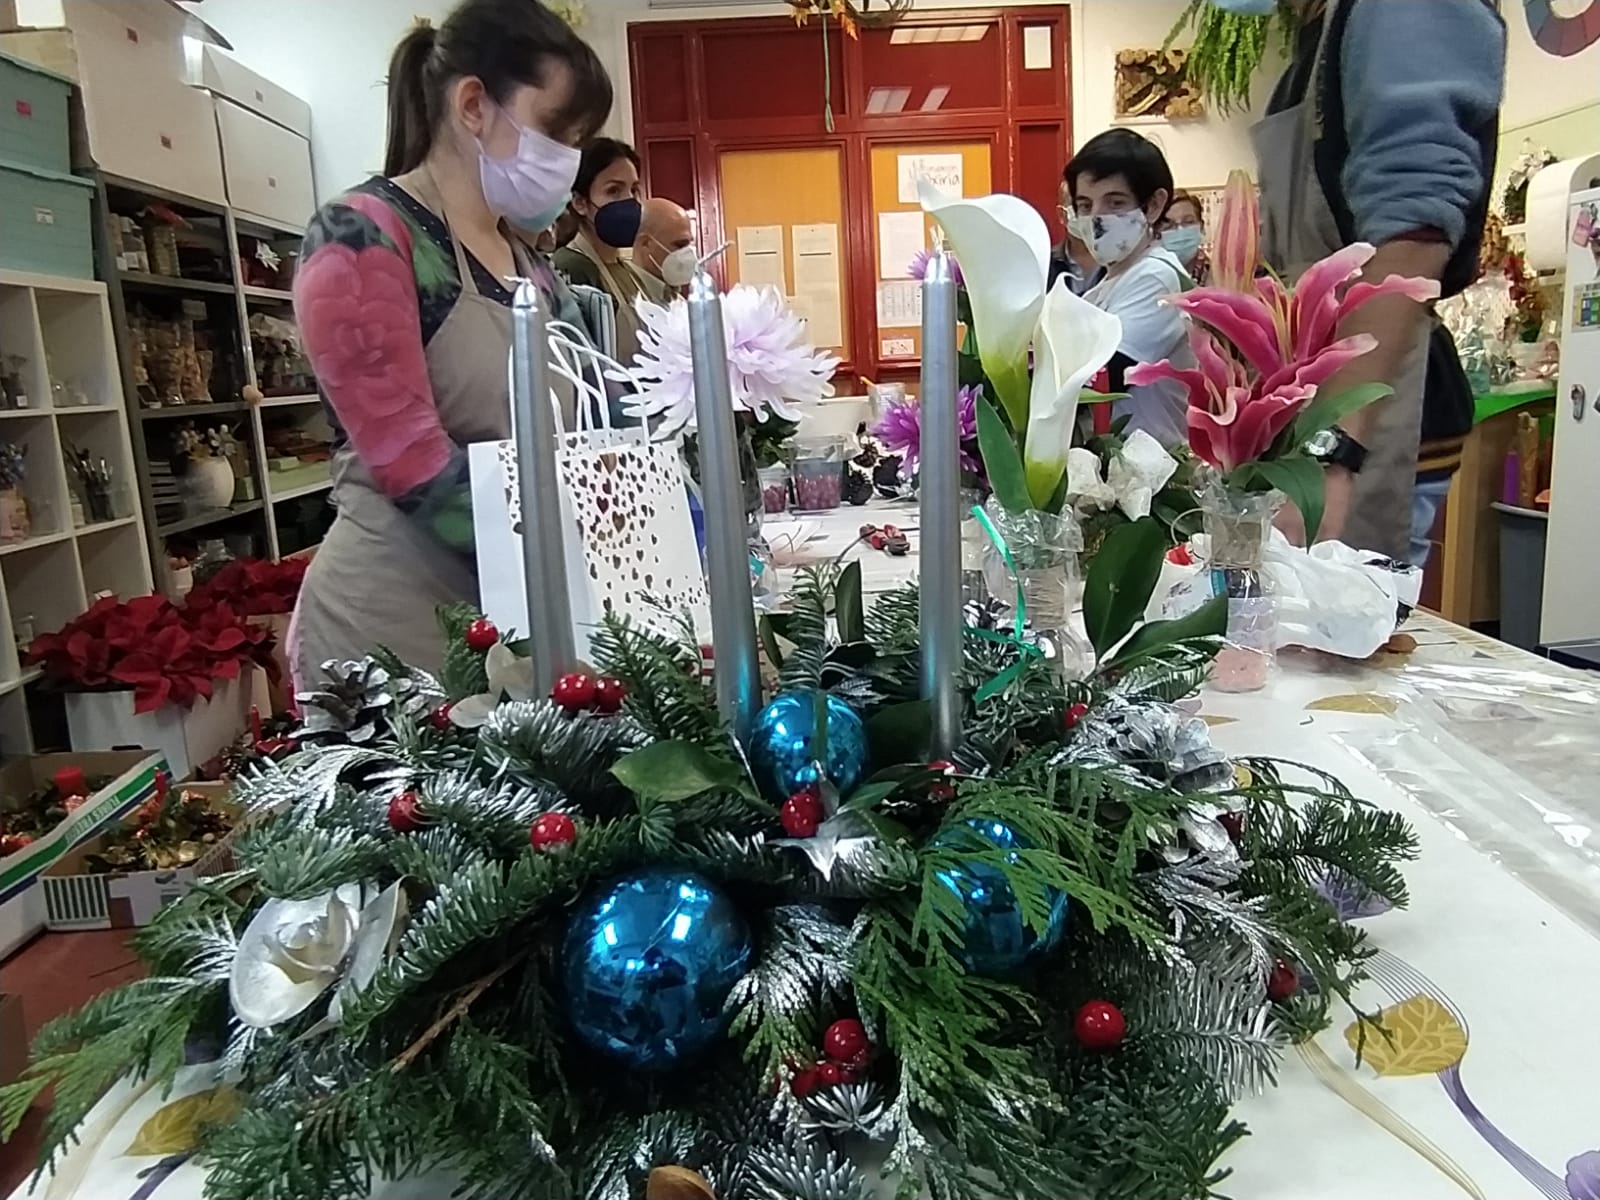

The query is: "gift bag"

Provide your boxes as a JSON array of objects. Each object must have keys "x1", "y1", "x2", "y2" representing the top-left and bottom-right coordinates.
[{"x1": 470, "y1": 342, "x2": 708, "y2": 660}]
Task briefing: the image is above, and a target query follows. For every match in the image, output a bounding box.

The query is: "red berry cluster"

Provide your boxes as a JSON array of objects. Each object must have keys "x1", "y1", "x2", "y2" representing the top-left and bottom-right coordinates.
[
  {"x1": 791, "y1": 1019, "x2": 873, "y2": 1097},
  {"x1": 779, "y1": 787, "x2": 823, "y2": 838},
  {"x1": 551, "y1": 671, "x2": 627, "y2": 715},
  {"x1": 529, "y1": 811, "x2": 577, "y2": 852}
]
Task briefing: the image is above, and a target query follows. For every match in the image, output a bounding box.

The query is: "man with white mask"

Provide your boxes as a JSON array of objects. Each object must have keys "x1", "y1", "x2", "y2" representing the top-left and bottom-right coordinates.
[
  {"x1": 1066, "y1": 129, "x2": 1193, "y2": 448},
  {"x1": 633, "y1": 197, "x2": 697, "y2": 302},
  {"x1": 1218, "y1": 0, "x2": 1504, "y2": 561}
]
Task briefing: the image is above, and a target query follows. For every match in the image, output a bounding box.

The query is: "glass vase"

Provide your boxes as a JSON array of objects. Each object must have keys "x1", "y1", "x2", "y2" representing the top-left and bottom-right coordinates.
[
  {"x1": 977, "y1": 499, "x2": 1093, "y2": 682},
  {"x1": 1200, "y1": 481, "x2": 1283, "y2": 693}
]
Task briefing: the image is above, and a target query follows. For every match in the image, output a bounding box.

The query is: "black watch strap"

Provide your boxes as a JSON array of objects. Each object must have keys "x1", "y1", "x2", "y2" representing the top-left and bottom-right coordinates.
[{"x1": 1306, "y1": 428, "x2": 1368, "y2": 474}]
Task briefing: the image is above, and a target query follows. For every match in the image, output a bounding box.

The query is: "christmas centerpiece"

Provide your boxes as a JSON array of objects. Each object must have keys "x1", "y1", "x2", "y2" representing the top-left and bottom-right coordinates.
[
  {"x1": 0, "y1": 253, "x2": 1419, "y2": 1200},
  {"x1": 1125, "y1": 170, "x2": 1438, "y2": 691}
]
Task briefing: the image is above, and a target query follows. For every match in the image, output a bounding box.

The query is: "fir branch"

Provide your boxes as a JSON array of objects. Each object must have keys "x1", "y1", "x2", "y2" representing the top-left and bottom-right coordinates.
[
  {"x1": 750, "y1": 1140, "x2": 874, "y2": 1200},
  {"x1": 479, "y1": 699, "x2": 645, "y2": 804},
  {"x1": 590, "y1": 612, "x2": 723, "y2": 745},
  {"x1": 777, "y1": 566, "x2": 836, "y2": 692}
]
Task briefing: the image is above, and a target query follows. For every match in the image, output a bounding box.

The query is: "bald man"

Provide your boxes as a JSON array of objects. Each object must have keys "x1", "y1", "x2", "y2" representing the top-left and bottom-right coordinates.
[{"x1": 633, "y1": 197, "x2": 696, "y2": 301}]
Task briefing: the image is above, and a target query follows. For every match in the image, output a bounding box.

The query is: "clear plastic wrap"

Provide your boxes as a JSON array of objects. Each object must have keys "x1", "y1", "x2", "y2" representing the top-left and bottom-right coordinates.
[{"x1": 1335, "y1": 645, "x2": 1600, "y2": 939}]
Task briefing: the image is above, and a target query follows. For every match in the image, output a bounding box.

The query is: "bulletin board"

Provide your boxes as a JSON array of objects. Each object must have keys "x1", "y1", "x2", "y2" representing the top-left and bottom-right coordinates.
[
  {"x1": 718, "y1": 146, "x2": 850, "y2": 360},
  {"x1": 868, "y1": 141, "x2": 993, "y2": 365}
]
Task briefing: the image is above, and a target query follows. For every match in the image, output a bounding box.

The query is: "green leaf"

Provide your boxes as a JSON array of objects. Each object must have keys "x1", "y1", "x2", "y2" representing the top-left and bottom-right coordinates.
[
  {"x1": 1253, "y1": 455, "x2": 1326, "y2": 544},
  {"x1": 1106, "y1": 593, "x2": 1227, "y2": 667},
  {"x1": 611, "y1": 741, "x2": 754, "y2": 803},
  {"x1": 835, "y1": 561, "x2": 864, "y2": 645},
  {"x1": 1082, "y1": 517, "x2": 1168, "y2": 658},
  {"x1": 758, "y1": 614, "x2": 786, "y2": 671},
  {"x1": 1291, "y1": 382, "x2": 1393, "y2": 447},
  {"x1": 842, "y1": 779, "x2": 903, "y2": 812},
  {"x1": 976, "y1": 393, "x2": 1031, "y2": 515},
  {"x1": 865, "y1": 699, "x2": 932, "y2": 767}
]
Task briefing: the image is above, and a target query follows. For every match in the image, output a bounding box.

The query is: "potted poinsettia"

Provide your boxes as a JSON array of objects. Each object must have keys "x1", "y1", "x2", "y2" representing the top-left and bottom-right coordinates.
[
  {"x1": 187, "y1": 556, "x2": 310, "y2": 713},
  {"x1": 1125, "y1": 170, "x2": 1438, "y2": 690},
  {"x1": 27, "y1": 595, "x2": 278, "y2": 777}
]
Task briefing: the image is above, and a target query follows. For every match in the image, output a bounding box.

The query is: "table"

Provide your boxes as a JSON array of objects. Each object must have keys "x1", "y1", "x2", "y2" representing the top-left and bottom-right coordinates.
[{"x1": 14, "y1": 502, "x2": 1600, "y2": 1200}]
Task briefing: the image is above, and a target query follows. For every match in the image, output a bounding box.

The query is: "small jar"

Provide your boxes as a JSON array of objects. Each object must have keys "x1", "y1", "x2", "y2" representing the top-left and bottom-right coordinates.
[
  {"x1": 757, "y1": 464, "x2": 790, "y2": 515},
  {"x1": 790, "y1": 436, "x2": 846, "y2": 511}
]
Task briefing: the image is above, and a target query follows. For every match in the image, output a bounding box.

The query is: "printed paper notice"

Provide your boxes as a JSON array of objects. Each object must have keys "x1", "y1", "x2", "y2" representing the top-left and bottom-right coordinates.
[
  {"x1": 737, "y1": 224, "x2": 786, "y2": 293},
  {"x1": 897, "y1": 152, "x2": 964, "y2": 203},
  {"x1": 877, "y1": 280, "x2": 922, "y2": 329},
  {"x1": 878, "y1": 210, "x2": 926, "y2": 279},
  {"x1": 790, "y1": 222, "x2": 843, "y2": 348},
  {"x1": 881, "y1": 337, "x2": 915, "y2": 358},
  {"x1": 1023, "y1": 25, "x2": 1052, "y2": 70}
]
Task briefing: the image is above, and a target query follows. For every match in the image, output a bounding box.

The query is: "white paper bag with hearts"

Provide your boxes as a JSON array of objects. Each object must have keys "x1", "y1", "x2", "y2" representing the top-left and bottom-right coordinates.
[{"x1": 469, "y1": 405, "x2": 708, "y2": 660}]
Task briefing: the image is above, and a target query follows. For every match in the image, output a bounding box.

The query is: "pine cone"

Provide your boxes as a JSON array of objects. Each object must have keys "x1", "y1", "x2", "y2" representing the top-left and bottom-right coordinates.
[{"x1": 296, "y1": 658, "x2": 394, "y2": 746}]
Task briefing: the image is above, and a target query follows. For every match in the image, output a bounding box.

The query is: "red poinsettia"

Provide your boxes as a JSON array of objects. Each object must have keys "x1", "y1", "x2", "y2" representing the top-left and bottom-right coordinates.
[
  {"x1": 27, "y1": 594, "x2": 279, "y2": 714},
  {"x1": 185, "y1": 556, "x2": 308, "y2": 617}
]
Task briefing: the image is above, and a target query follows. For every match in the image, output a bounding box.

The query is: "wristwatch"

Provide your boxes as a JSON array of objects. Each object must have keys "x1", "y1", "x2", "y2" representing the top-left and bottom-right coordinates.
[{"x1": 1304, "y1": 427, "x2": 1368, "y2": 474}]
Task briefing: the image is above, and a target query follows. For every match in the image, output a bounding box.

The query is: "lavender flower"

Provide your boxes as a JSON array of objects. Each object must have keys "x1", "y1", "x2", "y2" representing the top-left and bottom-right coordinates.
[
  {"x1": 627, "y1": 286, "x2": 840, "y2": 436},
  {"x1": 870, "y1": 385, "x2": 983, "y2": 477},
  {"x1": 907, "y1": 249, "x2": 963, "y2": 287},
  {"x1": 1568, "y1": 1152, "x2": 1600, "y2": 1200}
]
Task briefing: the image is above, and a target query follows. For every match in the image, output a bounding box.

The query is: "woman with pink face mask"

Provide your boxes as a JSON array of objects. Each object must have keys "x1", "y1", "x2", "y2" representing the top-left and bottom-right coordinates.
[{"x1": 289, "y1": 0, "x2": 611, "y2": 684}]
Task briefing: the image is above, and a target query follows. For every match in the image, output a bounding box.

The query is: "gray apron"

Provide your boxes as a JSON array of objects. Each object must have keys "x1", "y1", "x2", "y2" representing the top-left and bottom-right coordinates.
[
  {"x1": 289, "y1": 169, "x2": 532, "y2": 686},
  {"x1": 1251, "y1": 8, "x2": 1428, "y2": 562}
]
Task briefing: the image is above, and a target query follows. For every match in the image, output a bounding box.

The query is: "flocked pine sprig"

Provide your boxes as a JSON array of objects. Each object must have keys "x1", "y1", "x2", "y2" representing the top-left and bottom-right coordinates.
[
  {"x1": 750, "y1": 1140, "x2": 875, "y2": 1200},
  {"x1": 479, "y1": 697, "x2": 645, "y2": 804},
  {"x1": 726, "y1": 905, "x2": 854, "y2": 1083}
]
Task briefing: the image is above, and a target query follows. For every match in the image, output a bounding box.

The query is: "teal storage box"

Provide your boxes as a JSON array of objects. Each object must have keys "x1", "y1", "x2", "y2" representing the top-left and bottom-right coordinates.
[
  {"x1": 0, "y1": 157, "x2": 95, "y2": 279},
  {"x1": 0, "y1": 51, "x2": 72, "y2": 175}
]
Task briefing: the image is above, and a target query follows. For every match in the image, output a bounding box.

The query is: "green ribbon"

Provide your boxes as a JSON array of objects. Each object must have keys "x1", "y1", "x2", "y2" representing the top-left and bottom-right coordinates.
[{"x1": 967, "y1": 504, "x2": 1044, "y2": 703}]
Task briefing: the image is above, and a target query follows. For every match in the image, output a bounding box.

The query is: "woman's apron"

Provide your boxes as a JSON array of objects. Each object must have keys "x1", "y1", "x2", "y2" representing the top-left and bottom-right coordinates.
[
  {"x1": 1250, "y1": 5, "x2": 1429, "y2": 562},
  {"x1": 290, "y1": 170, "x2": 534, "y2": 686}
]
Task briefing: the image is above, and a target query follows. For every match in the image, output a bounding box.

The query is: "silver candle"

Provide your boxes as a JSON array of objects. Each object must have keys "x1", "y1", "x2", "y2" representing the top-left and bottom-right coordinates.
[
  {"x1": 510, "y1": 278, "x2": 576, "y2": 692},
  {"x1": 686, "y1": 269, "x2": 761, "y2": 742},
  {"x1": 918, "y1": 250, "x2": 961, "y2": 757}
]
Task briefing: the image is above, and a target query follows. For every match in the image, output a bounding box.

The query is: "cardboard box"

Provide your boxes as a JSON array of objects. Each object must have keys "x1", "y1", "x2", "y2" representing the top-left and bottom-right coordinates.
[
  {"x1": 0, "y1": 750, "x2": 170, "y2": 959},
  {"x1": 0, "y1": 992, "x2": 24, "y2": 1088},
  {"x1": 64, "y1": 673, "x2": 251, "y2": 780},
  {"x1": 41, "y1": 781, "x2": 241, "y2": 932}
]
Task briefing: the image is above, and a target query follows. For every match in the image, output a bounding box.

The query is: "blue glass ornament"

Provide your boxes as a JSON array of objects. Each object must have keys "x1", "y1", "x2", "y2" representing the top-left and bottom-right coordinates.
[
  {"x1": 933, "y1": 819, "x2": 1069, "y2": 976},
  {"x1": 748, "y1": 691, "x2": 869, "y2": 801},
  {"x1": 562, "y1": 869, "x2": 752, "y2": 1069}
]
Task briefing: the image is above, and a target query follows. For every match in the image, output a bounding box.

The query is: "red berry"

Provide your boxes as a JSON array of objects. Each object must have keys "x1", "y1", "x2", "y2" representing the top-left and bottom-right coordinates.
[
  {"x1": 530, "y1": 811, "x2": 577, "y2": 852},
  {"x1": 388, "y1": 791, "x2": 423, "y2": 833},
  {"x1": 1267, "y1": 959, "x2": 1299, "y2": 1002},
  {"x1": 1063, "y1": 702, "x2": 1091, "y2": 731},
  {"x1": 465, "y1": 618, "x2": 499, "y2": 652},
  {"x1": 592, "y1": 677, "x2": 627, "y2": 714},
  {"x1": 790, "y1": 1067, "x2": 820, "y2": 1098},
  {"x1": 823, "y1": 1018, "x2": 869, "y2": 1062},
  {"x1": 551, "y1": 671, "x2": 598, "y2": 712},
  {"x1": 816, "y1": 1061, "x2": 845, "y2": 1087},
  {"x1": 1073, "y1": 1000, "x2": 1126, "y2": 1052},
  {"x1": 779, "y1": 794, "x2": 821, "y2": 838},
  {"x1": 428, "y1": 702, "x2": 454, "y2": 731},
  {"x1": 1217, "y1": 810, "x2": 1246, "y2": 844},
  {"x1": 927, "y1": 760, "x2": 957, "y2": 803},
  {"x1": 846, "y1": 1045, "x2": 873, "y2": 1073}
]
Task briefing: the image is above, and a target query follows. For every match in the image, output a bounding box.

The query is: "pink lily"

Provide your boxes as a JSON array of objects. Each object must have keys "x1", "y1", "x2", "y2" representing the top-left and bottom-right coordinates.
[
  {"x1": 1170, "y1": 242, "x2": 1440, "y2": 388},
  {"x1": 1211, "y1": 169, "x2": 1259, "y2": 294}
]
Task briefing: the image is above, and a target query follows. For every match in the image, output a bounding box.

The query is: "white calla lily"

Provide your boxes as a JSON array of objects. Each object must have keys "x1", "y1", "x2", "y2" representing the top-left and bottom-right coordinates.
[
  {"x1": 920, "y1": 182, "x2": 1050, "y2": 427},
  {"x1": 1022, "y1": 280, "x2": 1123, "y2": 508}
]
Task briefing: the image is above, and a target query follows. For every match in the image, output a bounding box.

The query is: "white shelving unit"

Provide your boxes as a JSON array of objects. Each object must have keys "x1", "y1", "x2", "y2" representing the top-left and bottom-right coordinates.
[{"x1": 0, "y1": 268, "x2": 153, "y2": 753}]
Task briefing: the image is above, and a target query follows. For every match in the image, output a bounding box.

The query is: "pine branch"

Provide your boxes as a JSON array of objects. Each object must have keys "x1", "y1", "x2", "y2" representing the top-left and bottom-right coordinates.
[
  {"x1": 776, "y1": 567, "x2": 835, "y2": 692},
  {"x1": 479, "y1": 699, "x2": 645, "y2": 805},
  {"x1": 750, "y1": 1140, "x2": 874, "y2": 1200},
  {"x1": 590, "y1": 612, "x2": 723, "y2": 745}
]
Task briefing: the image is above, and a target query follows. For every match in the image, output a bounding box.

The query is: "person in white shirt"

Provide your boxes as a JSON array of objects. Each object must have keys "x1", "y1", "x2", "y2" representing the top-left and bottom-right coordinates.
[{"x1": 1065, "y1": 130, "x2": 1193, "y2": 448}]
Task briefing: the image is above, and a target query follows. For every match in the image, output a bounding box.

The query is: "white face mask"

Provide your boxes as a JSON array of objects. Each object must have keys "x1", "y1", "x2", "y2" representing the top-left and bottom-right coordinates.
[
  {"x1": 1161, "y1": 226, "x2": 1204, "y2": 266},
  {"x1": 657, "y1": 244, "x2": 699, "y2": 288},
  {"x1": 1084, "y1": 210, "x2": 1149, "y2": 267},
  {"x1": 476, "y1": 107, "x2": 581, "y2": 227}
]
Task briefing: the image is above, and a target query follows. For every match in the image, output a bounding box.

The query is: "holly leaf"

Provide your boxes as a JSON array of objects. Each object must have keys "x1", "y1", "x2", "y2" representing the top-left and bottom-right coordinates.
[
  {"x1": 612, "y1": 741, "x2": 755, "y2": 802},
  {"x1": 975, "y1": 393, "x2": 1031, "y2": 515},
  {"x1": 865, "y1": 699, "x2": 932, "y2": 766},
  {"x1": 1082, "y1": 517, "x2": 1167, "y2": 658}
]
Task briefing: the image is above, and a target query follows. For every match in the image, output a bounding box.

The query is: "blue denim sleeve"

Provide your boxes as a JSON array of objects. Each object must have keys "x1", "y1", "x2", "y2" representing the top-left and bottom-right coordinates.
[{"x1": 1340, "y1": 0, "x2": 1506, "y2": 250}]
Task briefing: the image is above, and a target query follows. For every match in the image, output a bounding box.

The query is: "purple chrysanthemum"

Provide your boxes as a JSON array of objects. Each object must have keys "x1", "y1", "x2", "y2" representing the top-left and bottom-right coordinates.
[
  {"x1": 1568, "y1": 1153, "x2": 1600, "y2": 1200},
  {"x1": 907, "y1": 249, "x2": 964, "y2": 287},
  {"x1": 871, "y1": 385, "x2": 984, "y2": 477}
]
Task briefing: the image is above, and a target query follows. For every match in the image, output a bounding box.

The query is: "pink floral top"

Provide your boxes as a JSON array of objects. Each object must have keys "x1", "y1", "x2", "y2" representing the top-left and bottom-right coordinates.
[{"x1": 293, "y1": 178, "x2": 578, "y2": 555}]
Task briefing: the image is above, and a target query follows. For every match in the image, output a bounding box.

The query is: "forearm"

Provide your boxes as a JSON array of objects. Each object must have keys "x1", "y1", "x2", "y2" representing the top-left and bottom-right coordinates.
[{"x1": 1326, "y1": 239, "x2": 1450, "y2": 444}]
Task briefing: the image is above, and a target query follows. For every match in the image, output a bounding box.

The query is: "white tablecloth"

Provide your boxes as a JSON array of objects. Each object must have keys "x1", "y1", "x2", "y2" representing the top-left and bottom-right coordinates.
[{"x1": 15, "y1": 500, "x2": 1600, "y2": 1200}]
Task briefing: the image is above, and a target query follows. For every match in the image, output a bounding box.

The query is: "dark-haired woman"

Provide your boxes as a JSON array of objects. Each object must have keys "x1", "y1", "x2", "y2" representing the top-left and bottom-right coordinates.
[
  {"x1": 287, "y1": 1, "x2": 611, "y2": 685},
  {"x1": 553, "y1": 137, "x2": 647, "y2": 362}
]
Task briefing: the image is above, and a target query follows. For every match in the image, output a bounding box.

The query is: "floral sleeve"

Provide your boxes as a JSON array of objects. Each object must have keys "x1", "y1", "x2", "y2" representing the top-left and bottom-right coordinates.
[{"x1": 294, "y1": 192, "x2": 475, "y2": 555}]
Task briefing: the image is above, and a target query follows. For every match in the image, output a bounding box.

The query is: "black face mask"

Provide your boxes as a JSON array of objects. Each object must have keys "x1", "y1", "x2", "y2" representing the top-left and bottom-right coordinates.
[{"x1": 592, "y1": 197, "x2": 643, "y2": 249}]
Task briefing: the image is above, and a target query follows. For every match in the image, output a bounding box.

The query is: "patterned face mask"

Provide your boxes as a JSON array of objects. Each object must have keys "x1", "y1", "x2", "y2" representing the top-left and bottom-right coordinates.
[{"x1": 1084, "y1": 210, "x2": 1149, "y2": 267}]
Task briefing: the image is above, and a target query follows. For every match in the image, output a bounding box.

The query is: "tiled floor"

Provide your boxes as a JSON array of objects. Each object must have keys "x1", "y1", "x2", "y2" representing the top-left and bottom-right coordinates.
[{"x1": 0, "y1": 931, "x2": 144, "y2": 1198}]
